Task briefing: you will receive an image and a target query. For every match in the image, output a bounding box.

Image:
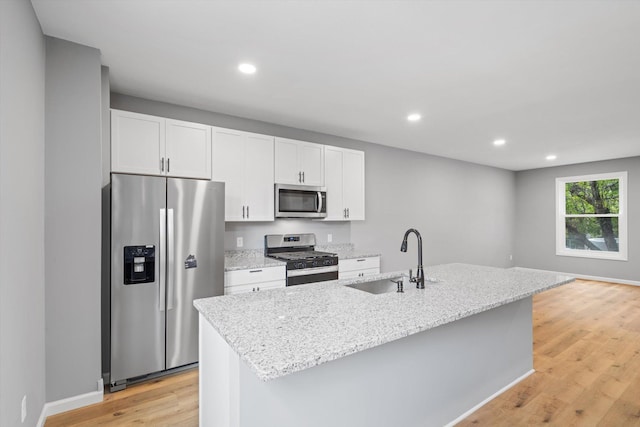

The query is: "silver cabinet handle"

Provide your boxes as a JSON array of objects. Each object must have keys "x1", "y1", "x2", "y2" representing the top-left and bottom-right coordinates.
[
  {"x1": 249, "y1": 269, "x2": 263, "y2": 273},
  {"x1": 357, "y1": 259, "x2": 366, "y2": 262},
  {"x1": 347, "y1": 208, "x2": 350, "y2": 218},
  {"x1": 242, "y1": 205, "x2": 245, "y2": 218},
  {"x1": 298, "y1": 171, "x2": 302, "y2": 183},
  {"x1": 343, "y1": 208, "x2": 347, "y2": 218},
  {"x1": 161, "y1": 157, "x2": 165, "y2": 172},
  {"x1": 302, "y1": 171, "x2": 305, "y2": 183},
  {"x1": 247, "y1": 205, "x2": 249, "y2": 218},
  {"x1": 167, "y1": 158, "x2": 170, "y2": 173}
]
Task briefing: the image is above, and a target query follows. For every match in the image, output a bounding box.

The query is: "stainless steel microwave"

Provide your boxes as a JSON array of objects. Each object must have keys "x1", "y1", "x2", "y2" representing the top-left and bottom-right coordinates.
[{"x1": 275, "y1": 184, "x2": 327, "y2": 218}]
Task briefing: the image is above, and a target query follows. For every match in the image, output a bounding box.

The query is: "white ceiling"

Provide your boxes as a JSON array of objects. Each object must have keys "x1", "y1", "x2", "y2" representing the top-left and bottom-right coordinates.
[{"x1": 31, "y1": 0, "x2": 640, "y2": 171}]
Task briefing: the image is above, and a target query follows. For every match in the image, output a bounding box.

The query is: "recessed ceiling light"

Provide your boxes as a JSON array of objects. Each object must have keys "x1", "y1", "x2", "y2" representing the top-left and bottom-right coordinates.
[
  {"x1": 493, "y1": 139, "x2": 506, "y2": 146},
  {"x1": 238, "y1": 63, "x2": 257, "y2": 75},
  {"x1": 546, "y1": 154, "x2": 557, "y2": 161},
  {"x1": 407, "y1": 113, "x2": 421, "y2": 122}
]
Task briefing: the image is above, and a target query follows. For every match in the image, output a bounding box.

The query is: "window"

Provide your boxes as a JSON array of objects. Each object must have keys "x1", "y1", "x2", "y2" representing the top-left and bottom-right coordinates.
[{"x1": 556, "y1": 172, "x2": 627, "y2": 260}]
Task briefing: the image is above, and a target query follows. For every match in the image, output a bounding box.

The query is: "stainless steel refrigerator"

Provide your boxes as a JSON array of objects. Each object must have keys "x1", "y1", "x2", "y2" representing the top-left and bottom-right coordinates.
[{"x1": 110, "y1": 173, "x2": 224, "y2": 391}]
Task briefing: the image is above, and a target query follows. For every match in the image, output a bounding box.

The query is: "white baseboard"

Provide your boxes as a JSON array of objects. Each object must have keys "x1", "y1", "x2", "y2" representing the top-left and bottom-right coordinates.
[
  {"x1": 512, "y1": 267, "x2": 640, "y2": 287},
  {"x1": 37, "y1": 389, "x2": 104, "y2": 427},
  {"x1": 444, "y1": 369, "x2": 535, "y2": 427}
]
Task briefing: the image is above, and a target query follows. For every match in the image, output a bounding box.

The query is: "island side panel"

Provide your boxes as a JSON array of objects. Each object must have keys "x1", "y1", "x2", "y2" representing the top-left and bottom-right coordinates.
[
  {"x1": 199, "y1": 314, "x2": 241, "y2": 426},
  {"x1": 228, "y1": 297, "x2": 533, "y2": 427}
]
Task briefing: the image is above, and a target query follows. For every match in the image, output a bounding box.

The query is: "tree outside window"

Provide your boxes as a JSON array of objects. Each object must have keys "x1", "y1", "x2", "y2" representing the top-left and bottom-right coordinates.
[{"x1": 556, "y1": 172, "x2": 627, "y2": 261}]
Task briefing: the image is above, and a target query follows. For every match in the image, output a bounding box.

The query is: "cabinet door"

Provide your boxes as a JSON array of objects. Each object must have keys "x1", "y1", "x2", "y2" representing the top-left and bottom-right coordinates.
[
  {"x1": 165, "y1": 119, "x2": 212, "y2": 179},
  {"x1": 324, "y1": 146, "x2": 345, "y2": 220},
  {"x1": 111, "y1": 110, "x2": 164, "y2": 175},
  {"x1": 343, "y1": 149, "x2": 365, "y2": 220},
  {"x1": 244, "y1": 134, "x2": 275, "y2": 221},
  {"x1": 212, "y1": 128, "x2": 245, "y2": 221},
  {"x1": 274, "y1": 137, "x2": 302, "y2": 185},
  {"x1": 299, "y1": 141, "x2": 324, "y2": 186}
]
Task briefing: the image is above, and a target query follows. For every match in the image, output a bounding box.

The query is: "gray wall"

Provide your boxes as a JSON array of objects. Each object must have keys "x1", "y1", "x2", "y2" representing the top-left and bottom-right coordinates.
[
  {"x1": 111, "y1": 94, "x2": 516, "y2": 272},
  {"x1": 100, "y1": 66, "x2": 111, "y2": 379},
  {"x1": 0, "y1": 1, "x2": 46, "y2": 425},
  {"x1": 45, "y1": 37, "x2": 103, "y2": 402},
  {"x1": 515, "y1": 157, "x2": 639, "y2": 282},
  {"x1": 351, "y1": 145, "x2": 516, "y2": 272}
]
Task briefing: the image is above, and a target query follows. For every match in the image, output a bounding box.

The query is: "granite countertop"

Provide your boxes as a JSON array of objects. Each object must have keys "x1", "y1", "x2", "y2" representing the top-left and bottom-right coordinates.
[
  {"x1": 224, "y1": 249, "x2": 286, "y2": 271},
  {"x1": 316, "y1": 243, "x2": 381, "y2": 260},
  {"x1": 194, "y1": 263, "x2": 574, "y2": 381},
  {"x1": 224, "y1": 245, "x2": 379, "y2": 271}
]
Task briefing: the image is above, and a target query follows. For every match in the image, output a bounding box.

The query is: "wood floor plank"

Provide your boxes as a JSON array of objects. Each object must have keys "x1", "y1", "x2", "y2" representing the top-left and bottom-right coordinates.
[{"x1": 44, "y1": 279, "x2": 640, "y2": 426}]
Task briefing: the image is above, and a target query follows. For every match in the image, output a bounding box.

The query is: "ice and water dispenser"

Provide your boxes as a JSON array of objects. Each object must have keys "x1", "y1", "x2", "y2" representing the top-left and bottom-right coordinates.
[{"x1": 123, "y1": 245, "x2": 155, "y2": 284}]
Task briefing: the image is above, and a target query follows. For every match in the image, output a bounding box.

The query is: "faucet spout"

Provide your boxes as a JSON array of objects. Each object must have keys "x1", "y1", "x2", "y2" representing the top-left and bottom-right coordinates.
[{"x1": 400, "y1": 228, "x2": 425, "y2": 289}]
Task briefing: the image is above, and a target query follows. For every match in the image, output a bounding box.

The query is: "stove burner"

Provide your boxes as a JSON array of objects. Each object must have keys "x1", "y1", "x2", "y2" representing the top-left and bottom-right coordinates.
[
  {"x1": 269, "y1": 251, "x2": 337, "y2": 262},
  {"x1": 264, "y1": 234, "x2": 339, "y2": 285}
]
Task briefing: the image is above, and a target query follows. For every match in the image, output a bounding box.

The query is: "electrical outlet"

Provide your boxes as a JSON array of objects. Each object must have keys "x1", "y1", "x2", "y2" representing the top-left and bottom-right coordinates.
[
  {"x1": 236, "y1": 237, "x2": 243, "y2": 248},
  {"x1": 21, "y1": 395, "x2": 26, "y2": 423},
  {"x1": 327, "y1": 234, "x2": 333, "y2": 243}
]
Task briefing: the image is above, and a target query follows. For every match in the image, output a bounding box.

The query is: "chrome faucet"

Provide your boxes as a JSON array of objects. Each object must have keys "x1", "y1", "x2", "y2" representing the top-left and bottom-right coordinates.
[{"x1": 400, "y1": 228, "x2": 425, "y2": 289}]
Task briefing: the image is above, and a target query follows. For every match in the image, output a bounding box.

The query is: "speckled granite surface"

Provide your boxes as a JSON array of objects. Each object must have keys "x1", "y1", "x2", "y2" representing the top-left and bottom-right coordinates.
[
  {"x1": 224, "y1": 246, "x2": 379, "y2": 271},
  {"x1": 316, "y1": 244, "x2": 381, "y2": 260},
  {"x1": 195, "y1": 263, "x2": 574, "y2": 381},
  {"x1": 224, "y1": 250, "x2": 286, "y2": 271}
]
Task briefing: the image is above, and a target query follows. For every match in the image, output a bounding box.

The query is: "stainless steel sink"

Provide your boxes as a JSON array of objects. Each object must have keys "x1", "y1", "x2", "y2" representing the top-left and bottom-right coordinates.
[{"x1": 345, "y1": 276, "x2": 407, "y2": 295}]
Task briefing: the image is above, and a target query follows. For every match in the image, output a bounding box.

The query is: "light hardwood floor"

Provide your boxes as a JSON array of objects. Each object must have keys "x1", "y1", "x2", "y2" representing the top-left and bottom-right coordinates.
[{"x1": 45, "y1": 279, "x2": 640, "y2": 426}]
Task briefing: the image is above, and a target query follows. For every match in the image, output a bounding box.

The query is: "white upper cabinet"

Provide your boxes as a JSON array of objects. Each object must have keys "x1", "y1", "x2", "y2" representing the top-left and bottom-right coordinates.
[
  {"x1": 212, "y1": 127, "x2": 274, "y2": 221},
  {"x1": 111, "y1": 109, "x2": 212, "y2": 179},
  {"x1": 111, "y1": 110, "x2": 164, "y2": 176},
  {"x1": 323, "y1": 145, "x2": 365, "y2": 221},
  {"x1": 165, "y1": 119, "x2": 212, "y2": 179},
  {"x1": 274, "y1": 137, "x2": 324, "y2": 186}
]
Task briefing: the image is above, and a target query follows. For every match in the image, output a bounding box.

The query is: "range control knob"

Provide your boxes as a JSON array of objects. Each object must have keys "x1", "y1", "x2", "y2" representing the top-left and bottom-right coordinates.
[
  {"x1": 312, "y1": 261, "x2": 319, "y2": 267},
  {"x1": 296, "y1": 262, "x2": 305, "y2": 269}
]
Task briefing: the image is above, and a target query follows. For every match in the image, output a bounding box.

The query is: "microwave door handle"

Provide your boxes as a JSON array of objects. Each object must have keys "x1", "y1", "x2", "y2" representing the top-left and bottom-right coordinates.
[{"x1": 317, "y1": 192, "x2": 323, "y2": 213}]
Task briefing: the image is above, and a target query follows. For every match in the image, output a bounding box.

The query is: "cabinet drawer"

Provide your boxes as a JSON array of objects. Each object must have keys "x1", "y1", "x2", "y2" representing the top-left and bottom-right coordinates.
[
  {"x1": 225, "y1": 266, "x2": 286, "y2": 287},
  {"x1": 339, "y1": 268, "x2": 380, "y2": 280},
  {"x1": 224, "y1": 280, "x2": 286, "y2": 295},
  {"x1": 339, "y1": 256, "x2": 380, "y2": 273}
]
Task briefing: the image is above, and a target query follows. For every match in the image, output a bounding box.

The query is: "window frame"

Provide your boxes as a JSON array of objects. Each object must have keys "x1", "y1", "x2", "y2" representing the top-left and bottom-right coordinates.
[{"x1": 555, "y1": 171, "x2": 627, "y2": 261}]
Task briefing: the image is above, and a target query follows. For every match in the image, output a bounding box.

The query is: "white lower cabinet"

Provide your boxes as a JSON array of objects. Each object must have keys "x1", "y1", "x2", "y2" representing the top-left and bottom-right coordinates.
[
  {"x1": 338, "y1": 256, "x2": 380, "y2": 279},
  {"x1": 224, "y1": 266, "x2": 286, "y2": 295}
]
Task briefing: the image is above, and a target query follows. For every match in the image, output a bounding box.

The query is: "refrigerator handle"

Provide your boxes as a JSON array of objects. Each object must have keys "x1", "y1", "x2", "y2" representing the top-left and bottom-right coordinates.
[
  {"x1": 159, "y1": 208, "x2": 166, "y2": 311},
  {"x1": 167, "y1": 208, "x2": 175, "y2": 311}
]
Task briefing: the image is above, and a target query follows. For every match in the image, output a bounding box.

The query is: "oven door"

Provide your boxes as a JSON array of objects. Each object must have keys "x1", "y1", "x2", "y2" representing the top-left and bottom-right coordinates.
[
  {"x1": 275, "y1": 184, "x2": 327, "y2": 218},
  {"x1": 287, "y1": 265, "x2": 338, "y2": 286}
]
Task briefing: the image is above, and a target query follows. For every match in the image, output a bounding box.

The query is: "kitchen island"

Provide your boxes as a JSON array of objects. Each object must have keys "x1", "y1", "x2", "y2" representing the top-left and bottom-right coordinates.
[{"x1": 194, "y1": 264, "x2": 573, "y2": 426}]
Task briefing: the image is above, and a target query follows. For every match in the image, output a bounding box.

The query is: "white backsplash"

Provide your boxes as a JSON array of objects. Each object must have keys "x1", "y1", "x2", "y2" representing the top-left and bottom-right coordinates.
[{"x1": 224, "y1": 219, "x2": 351, "y2": 250}]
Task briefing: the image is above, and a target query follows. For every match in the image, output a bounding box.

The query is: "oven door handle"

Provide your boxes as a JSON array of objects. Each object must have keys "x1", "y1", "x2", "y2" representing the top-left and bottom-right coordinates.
[
  {"x1": 317, "y1": 191, "x2": 323, "y2": 213},
  {"x1": 287, "y1": 265, "x2": 338, "y2": 277}
]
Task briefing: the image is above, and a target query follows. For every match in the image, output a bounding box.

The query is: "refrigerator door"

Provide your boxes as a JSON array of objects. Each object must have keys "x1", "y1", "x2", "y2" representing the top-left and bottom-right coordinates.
[
  {"x1": 166, "y1": 178, "x2": 225, "y2": 369},
  {"x1": 111, "y1": 174, "x2": 166, "y2": 384}
]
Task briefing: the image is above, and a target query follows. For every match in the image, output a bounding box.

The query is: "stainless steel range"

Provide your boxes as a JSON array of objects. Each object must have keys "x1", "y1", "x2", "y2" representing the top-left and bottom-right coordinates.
[{"x1": 265, "y1": 234, "x2": 338, "y2": 286}]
